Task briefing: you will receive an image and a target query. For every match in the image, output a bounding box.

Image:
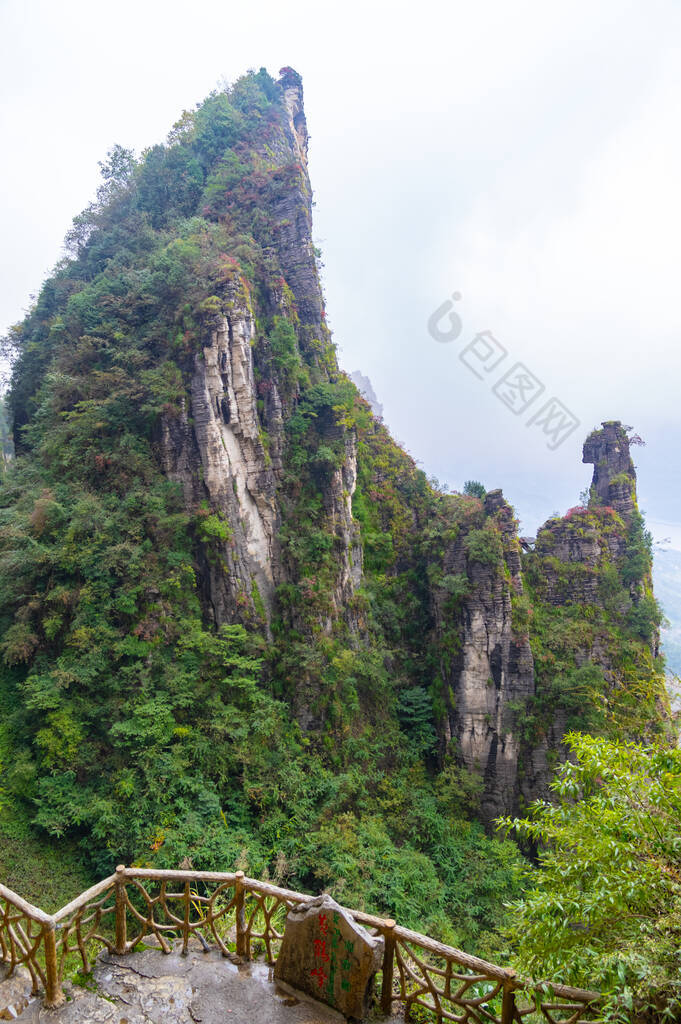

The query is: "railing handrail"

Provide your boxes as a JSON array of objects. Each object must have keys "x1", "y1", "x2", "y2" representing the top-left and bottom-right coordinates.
[
  {"x1": 390, "y1": 923, "x2": 514, "y2": 983},
  {"x1": 117, "y1": 870, "x2": 518, "y2": 984},
  {"x1": 0, "y1": 881, "x2": 54, "y2": 926},
  {"x1": 1, "y1": 865, "x2": 603, "y2": 1012},
  {"x1": 119, "y1": 868, "x2": 239, "y2": 885},
  {"x1": 53, "y1": 874, "x2": 117, "y2": 924}
]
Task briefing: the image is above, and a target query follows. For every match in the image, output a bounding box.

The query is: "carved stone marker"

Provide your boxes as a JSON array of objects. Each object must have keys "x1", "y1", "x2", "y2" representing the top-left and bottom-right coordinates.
[{"x1": 274, "y1": 894, "x2": 384, "y2": 1020}]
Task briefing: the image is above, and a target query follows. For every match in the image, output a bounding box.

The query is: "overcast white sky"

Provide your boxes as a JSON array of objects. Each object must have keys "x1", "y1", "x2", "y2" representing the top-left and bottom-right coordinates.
[{"x1": 1, "y1": 0, "x2": 680, "y2": 543}]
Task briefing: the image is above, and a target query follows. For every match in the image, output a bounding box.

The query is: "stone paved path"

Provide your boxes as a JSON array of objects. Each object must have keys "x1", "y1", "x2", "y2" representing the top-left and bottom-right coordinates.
[{"x1": 1, "y1": 944, "x2": 403, "y2": 1024}]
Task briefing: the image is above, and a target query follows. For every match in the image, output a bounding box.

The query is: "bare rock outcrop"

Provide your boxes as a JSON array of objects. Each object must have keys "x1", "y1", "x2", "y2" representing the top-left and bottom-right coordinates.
[
  {"x1": 583, "y1": 420, "x2": 637, "y2": 520},
  {"x1": 438, "y1": 490, "x2": 534, "y2": 826},
  {"x1": 158, "y1": 300, "x2": 281, "y2": 626}
]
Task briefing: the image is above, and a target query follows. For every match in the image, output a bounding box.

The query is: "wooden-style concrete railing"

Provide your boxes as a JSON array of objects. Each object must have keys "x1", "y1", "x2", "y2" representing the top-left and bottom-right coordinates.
[{"x1": 1, "y1": 867, "x2": 602, "y2": 1022}]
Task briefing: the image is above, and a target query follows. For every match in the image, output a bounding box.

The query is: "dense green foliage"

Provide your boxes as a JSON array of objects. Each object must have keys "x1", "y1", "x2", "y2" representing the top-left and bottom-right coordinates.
[
  {"x1": 500, "y1": 734, "x2": 681, "y2": 1021},
  {"x1": 462, "y1": 480, "x2": 486, "y2": 499},
  {"x1": 0, "y1": 800, "x2": 92, "y2": 913}
]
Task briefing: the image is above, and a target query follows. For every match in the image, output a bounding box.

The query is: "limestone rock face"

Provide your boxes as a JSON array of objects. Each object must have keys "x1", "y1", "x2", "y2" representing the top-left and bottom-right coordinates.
[
  {"x1": 433, "y1": 439, "x2": 665, "y2": 823},
  {"x1": 326, "y1": 433, "x2": 363, "y2": 618},
  {"x1": 279, "y1": 68, "x2": 309, "y2": 167},
  {"x1": 274, "y1": 895, "x2": 384, "y2": 1021},
  {"x1": 158, "y1": 303, "x2": 281, "y2": 626},
  {"x1": 438, "y1": 490, "x2": 534, "y2": 826},
  {"x1": 530, "y1": 514, "x2": 627, "y2": 608},
  {"x1": 156, "y1": 70, "x2": 361, "y2": 633},
  {"x1": 267, "y1": 72, "x2": 324, "y2": 337}
]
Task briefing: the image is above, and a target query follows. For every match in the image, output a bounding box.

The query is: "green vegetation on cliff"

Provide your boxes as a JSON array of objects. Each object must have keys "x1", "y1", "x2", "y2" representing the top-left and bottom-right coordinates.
[{"x1": 519, "y1": 445, "x2": 667, "y2": 750}]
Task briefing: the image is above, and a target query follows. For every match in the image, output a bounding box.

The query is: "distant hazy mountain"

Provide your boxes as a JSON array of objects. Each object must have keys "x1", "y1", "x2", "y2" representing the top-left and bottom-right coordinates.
[
  {"x1": 349, "y1": 370, "x2": 383, "y2": 419},
  {"x1": 653, "y1": 546, "x2": 681, "y2": 706}
]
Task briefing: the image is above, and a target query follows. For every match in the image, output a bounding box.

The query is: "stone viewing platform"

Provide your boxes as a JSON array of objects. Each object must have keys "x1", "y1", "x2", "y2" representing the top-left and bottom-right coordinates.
[
  {"x1": 0, "y1": 866, "x2": 602, "y2": 1023},
  {"x1": 2, "y1": 941, "x2": 400, "y2": 1023}
]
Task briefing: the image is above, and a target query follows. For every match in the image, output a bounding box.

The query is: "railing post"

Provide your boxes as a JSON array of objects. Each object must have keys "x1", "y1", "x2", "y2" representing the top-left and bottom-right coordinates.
[
  {"x1": 115, "y1": 865, "x2": 128, "y2": 955},
  {"x1": 501, "y1": 976, "x2": 517, "y2": 1024},
  {"x1": 380, "y1": 918, "x2": 396, "y2": 1015},
  {"x1": 43, "y1": 923, "x2": 64, "y2": 1008},
  {"x1": 182, "y1": 880, "x2": 191, "y2": 955},
  {"x1": 235, "y1": 871, "x2": 247, "y2": 958}
]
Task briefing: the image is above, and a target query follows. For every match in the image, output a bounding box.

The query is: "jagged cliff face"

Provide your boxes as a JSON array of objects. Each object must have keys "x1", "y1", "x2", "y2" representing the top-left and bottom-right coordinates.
[
  {"x1": 437, "y1": 491, "x2": 534, "y2": 823},
  {"x1": 269, "y1": 75, "x2": 324, "y2": 337},
  {"x1": 515, "y1": 422, "x2": 666, "y2": 805},
  {"x1": 432, "y1": 423, "x2": 668, "y2": 824},
  {"x1": 158, "y1": 299, "x2": 281, "y2": 624},
  {"x1": 149, "y1": 70, "x2": 360, "y2": 634}
]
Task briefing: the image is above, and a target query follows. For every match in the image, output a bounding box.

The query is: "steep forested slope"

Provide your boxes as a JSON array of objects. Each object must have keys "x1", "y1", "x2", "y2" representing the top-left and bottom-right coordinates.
[{"x1": 0, "y1": 68, "x2": 670, "y2": 951}]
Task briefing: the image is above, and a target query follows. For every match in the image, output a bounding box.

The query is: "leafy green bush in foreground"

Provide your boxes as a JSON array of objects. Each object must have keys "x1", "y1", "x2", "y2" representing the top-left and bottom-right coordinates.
[{"x1": 500, "y1": 733, "x2": 681, "y2": 1022}]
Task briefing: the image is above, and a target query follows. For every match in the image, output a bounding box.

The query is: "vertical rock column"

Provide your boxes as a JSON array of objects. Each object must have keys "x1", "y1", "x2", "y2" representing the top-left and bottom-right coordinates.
[{"x1": 442, "y1": 490, "x2": 534, "y2": 825}]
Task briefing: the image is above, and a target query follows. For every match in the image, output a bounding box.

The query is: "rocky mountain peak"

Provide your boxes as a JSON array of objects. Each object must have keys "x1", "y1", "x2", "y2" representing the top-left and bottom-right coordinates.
[
  {"x1": 583, "y1": 420, "x2": 637, "y2": 519},
  {"x1": 349, "y1": 371, "x2": 383, "y2": 419},
  {"x1": 278, "y1": 67, "x2": 308, "y2": 166}
]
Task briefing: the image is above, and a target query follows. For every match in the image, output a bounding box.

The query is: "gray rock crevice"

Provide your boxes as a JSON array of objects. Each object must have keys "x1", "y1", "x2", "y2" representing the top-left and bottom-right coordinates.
[
  {"x1": 436, "y1": 490, "x2": 534, "y2": 825},
  {"x1": 158, "y1": 304, "x2": 281, "y2": 628}
]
